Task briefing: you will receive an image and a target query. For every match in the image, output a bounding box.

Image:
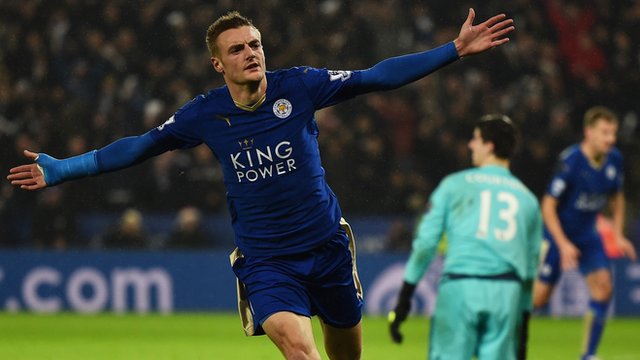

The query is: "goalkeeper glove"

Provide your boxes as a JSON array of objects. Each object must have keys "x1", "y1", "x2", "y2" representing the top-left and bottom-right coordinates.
[{"x1": 388, "y1": 281, "x2": 416, "y2": 344}]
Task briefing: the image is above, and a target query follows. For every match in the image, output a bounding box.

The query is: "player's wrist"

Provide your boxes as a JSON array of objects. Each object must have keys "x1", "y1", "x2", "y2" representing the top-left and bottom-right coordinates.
[
  {"x1": 555, "y1": 237, "x2": 573, "y2": 249},
  {"x1": 453, "y1": 38, "x2": 465, "y2": 57},
  {"x1": 394, "y1": 281, "x2": 417, "y2": 319},
  {"x1": 38, "y1": 150, "x2": 99, "y2": 186}
]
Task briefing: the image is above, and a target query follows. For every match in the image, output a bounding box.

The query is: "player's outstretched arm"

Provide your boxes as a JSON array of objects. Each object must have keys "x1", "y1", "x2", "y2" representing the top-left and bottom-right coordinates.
[
  {"x1": 356, "y1": 9, "x2": 514, "y2": 92},
  {"x1": 8, "y1": 148, "x2": 101, "y2": 189},
  {"x1": 7, "y1": 131, "x2": 171, "y2": 190},
  {"x1": 453, "y1": 8, "x2": 515, "y2": 57}
]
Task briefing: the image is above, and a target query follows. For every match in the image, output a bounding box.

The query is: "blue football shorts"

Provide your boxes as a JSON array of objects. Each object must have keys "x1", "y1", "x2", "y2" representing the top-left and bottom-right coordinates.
[
  {"x1": 537, "y1": 229, "x2": 610, "y2": 285},
  {"x1": 229, "y1": 219, "x2": 363, "y2": 336}
]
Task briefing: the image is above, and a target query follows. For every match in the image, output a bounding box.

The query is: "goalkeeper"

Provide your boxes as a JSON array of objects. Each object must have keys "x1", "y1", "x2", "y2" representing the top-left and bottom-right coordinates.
[{"x1": 389, "y1": 115, "x2": 542, "y2": 360}]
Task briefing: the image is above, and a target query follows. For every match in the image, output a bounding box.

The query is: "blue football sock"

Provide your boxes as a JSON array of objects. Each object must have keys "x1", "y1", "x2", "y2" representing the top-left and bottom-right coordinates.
[{"x1": 582, "y1": 299, "x2": 609, "y2": 358}]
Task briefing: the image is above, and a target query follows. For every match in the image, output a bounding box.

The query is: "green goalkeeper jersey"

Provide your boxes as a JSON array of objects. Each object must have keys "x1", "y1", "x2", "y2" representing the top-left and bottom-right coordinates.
[{"x1": 404, "y1": 165, "x2": 542, "y2": 289}]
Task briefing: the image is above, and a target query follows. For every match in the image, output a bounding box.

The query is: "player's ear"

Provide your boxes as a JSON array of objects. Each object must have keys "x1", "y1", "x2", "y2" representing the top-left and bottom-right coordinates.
[
  {"x1": 211, "y1": 57, "x2": 224, "y2": 74},
  {"x1": 487, "y1": 141, "x2": 496, "y2": 154}
]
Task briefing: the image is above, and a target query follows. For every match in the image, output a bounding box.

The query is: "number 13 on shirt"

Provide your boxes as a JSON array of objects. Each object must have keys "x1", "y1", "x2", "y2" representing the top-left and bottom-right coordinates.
[{"x1": 476, "y1": 190, "x2": 519, "y2": 242}]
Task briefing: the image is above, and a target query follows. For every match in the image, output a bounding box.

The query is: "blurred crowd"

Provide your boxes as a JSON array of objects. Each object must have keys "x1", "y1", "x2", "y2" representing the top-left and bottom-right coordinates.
[{"x1": 1, "y1": 0, "x2": 639, "y2": 250}]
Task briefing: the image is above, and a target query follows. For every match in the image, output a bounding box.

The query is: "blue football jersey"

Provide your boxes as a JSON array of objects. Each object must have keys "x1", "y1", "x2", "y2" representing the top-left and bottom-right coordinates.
[
  {"x1": 545, "y1": 144, "x2": 624, "y2": 240},
  {"x1": 149, "y1": 67, "x2": 363, "y2": 256}
]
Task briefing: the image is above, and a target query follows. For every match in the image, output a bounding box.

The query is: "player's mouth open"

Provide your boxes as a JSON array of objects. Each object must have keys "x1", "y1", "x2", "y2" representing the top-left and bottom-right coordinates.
[{"x1": 245, "y1": 63, "x2": 260, "y2": 70}]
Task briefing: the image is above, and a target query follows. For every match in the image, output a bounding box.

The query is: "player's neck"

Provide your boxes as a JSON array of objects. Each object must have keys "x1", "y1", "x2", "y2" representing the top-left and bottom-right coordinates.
[
  {"x1": 580, "y1": 142, "x2": 605, "y2": 167},
  {"x1": 479, "y1": 156, "x2": 509, "y2": 169},
  {"x1": 228, "y1": 78, "x2": 268, "y2": 109}
]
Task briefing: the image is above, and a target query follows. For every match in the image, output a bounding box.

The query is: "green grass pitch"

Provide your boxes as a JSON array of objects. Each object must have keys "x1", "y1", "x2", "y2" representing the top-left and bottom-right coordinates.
[{"x1": 1, "y1": 313, "x2": 638, "y2": 359}]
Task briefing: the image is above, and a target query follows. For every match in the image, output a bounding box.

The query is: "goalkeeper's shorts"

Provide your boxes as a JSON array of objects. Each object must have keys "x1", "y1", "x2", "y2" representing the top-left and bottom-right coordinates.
[
  {"x1": 229, "y1": 218, "x2": 363, "y2": 336},
  {"x1": 429, "y1": 277, "x2": 522, "y2": 360}
]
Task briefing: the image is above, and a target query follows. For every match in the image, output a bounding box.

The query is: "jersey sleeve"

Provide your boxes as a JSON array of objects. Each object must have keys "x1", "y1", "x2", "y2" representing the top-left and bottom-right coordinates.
[
  {"x1": 546, "y1": 155, "x2": 573, "y2": 199},
  {"x1": 403, "y1": 177, "x2": 450, "y2": 285},
  {"x1": 298, "y1": 43, "x2": 459, "y2": 110},
  {"x1": 611, "y1": 148, "x2": 625, "y2": 192},
  {"x1": 297, "y1": 67, "x2": 362, "y2": 109},
  {"x1": 148, "y1": 96, "x2": 205, "y2": 150}
]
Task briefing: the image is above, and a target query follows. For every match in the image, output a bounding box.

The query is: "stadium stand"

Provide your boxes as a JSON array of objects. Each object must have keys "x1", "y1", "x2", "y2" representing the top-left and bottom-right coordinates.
[{"x1": 1, "y1": 0, "x2": 639, "y2": 249}]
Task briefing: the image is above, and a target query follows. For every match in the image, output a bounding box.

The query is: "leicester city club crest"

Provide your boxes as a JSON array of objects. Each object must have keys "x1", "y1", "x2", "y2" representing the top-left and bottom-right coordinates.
[
  {"x1": 605, "y1": 165, "x2": 616, "y2": 180},
  {"x1": 273, "y1": 99, "x2": 292, "y2": 119}
]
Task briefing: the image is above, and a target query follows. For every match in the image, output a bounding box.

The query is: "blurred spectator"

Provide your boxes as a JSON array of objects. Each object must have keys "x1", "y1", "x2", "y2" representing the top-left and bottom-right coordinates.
[
  {"x1": 165, "y1": 206, "x2": 211, "y2": 249},
  {"x1": 101, "y1": 208, "x2": 148, "y2": 249},
  {"x1": 180, "y1": 145, "x2": 226, "y2": 212},
  {"x1": 32, "y1": 187, "x2": 73, "y2": 250},
  {"x1": 385, "y1": 219, "x2": 413, "y2": 252},
  {"x1": 1, "y1": 134, "x2": 39, "y2": 247},
  {"x1": 545, "y1": 0, "x2": 606, "y2": 81}
]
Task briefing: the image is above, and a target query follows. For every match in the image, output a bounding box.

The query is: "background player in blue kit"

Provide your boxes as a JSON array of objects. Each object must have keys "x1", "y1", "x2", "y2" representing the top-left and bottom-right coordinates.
[
  {"x1": 388, "y1": 115, "x2": 542, "y2": 360},
  {"x1": 7, "y1": 10, "x2": 514, "y2": 360},
  {"x1": 533, "y1": 106, "x2": 637, "y2": 360}
]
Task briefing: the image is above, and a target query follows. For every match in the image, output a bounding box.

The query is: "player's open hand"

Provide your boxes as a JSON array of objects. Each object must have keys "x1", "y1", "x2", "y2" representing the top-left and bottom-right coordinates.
[
  {"x1": 453, "y1": 8, "x2": 515, "y2": 57},
  {"x1": 7, "y1": 150, "x2": 48, "y2": 190}
]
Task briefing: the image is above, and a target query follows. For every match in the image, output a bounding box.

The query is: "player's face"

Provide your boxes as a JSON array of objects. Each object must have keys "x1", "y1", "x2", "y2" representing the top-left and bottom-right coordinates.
[
  {"x1": 211, "y1": 26, "x2": 266, "y2": 85},
  {"x1": 468, "y1": 128, "x2": 492, "y2": 166},
  {"x1": 585, "y1": 118, "x2": 618, "y2": 155}
]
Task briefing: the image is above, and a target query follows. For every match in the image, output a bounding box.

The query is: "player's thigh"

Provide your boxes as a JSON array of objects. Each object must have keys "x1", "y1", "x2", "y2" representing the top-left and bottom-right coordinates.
[
  {"x1": 476, "y1": 282, "x2": 520, "y2": 360},
  {"x1": 309, "y1": 230, "x2": 363, "y2": 329},
  {"x1": 232, "y1": 248, "x2": 319, "y2": 336},
  {"x1": 262, "y1": 311, "x2": 321, "y2": 360},
  {"x1": 578, "y1": 234, "x2": 612, "y2": 300},
  {"x1": 429, "y1": 280, "x2": 477, "y2": 360},
  {"x1": 585, "y1": 268, "x2": 613, "y2": 301},
  {"x1": 319, "y1": 318, "x2": 362, "y2": 360},
  {"x1": 577, "y1": 234, "x2": 610, "y2": 274},
  {"x1": 535, "y1": 238, "x2": 560, "y2": 307},
  {"x1": 537, "y1": 237, "x2": 561, "y2": 285}
]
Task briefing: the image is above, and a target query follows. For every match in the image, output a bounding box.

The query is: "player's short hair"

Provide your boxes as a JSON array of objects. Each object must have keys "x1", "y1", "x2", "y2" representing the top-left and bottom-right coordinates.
[
  {"x1": 584, "y1": 106, "x2": 618, "y2": 128},
  {"x1": 476, "y1": 114, "x2": 517, "y2": 159},
  {"x1": 206, "y1": 11, "x2": 257, "y2": 57}
]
